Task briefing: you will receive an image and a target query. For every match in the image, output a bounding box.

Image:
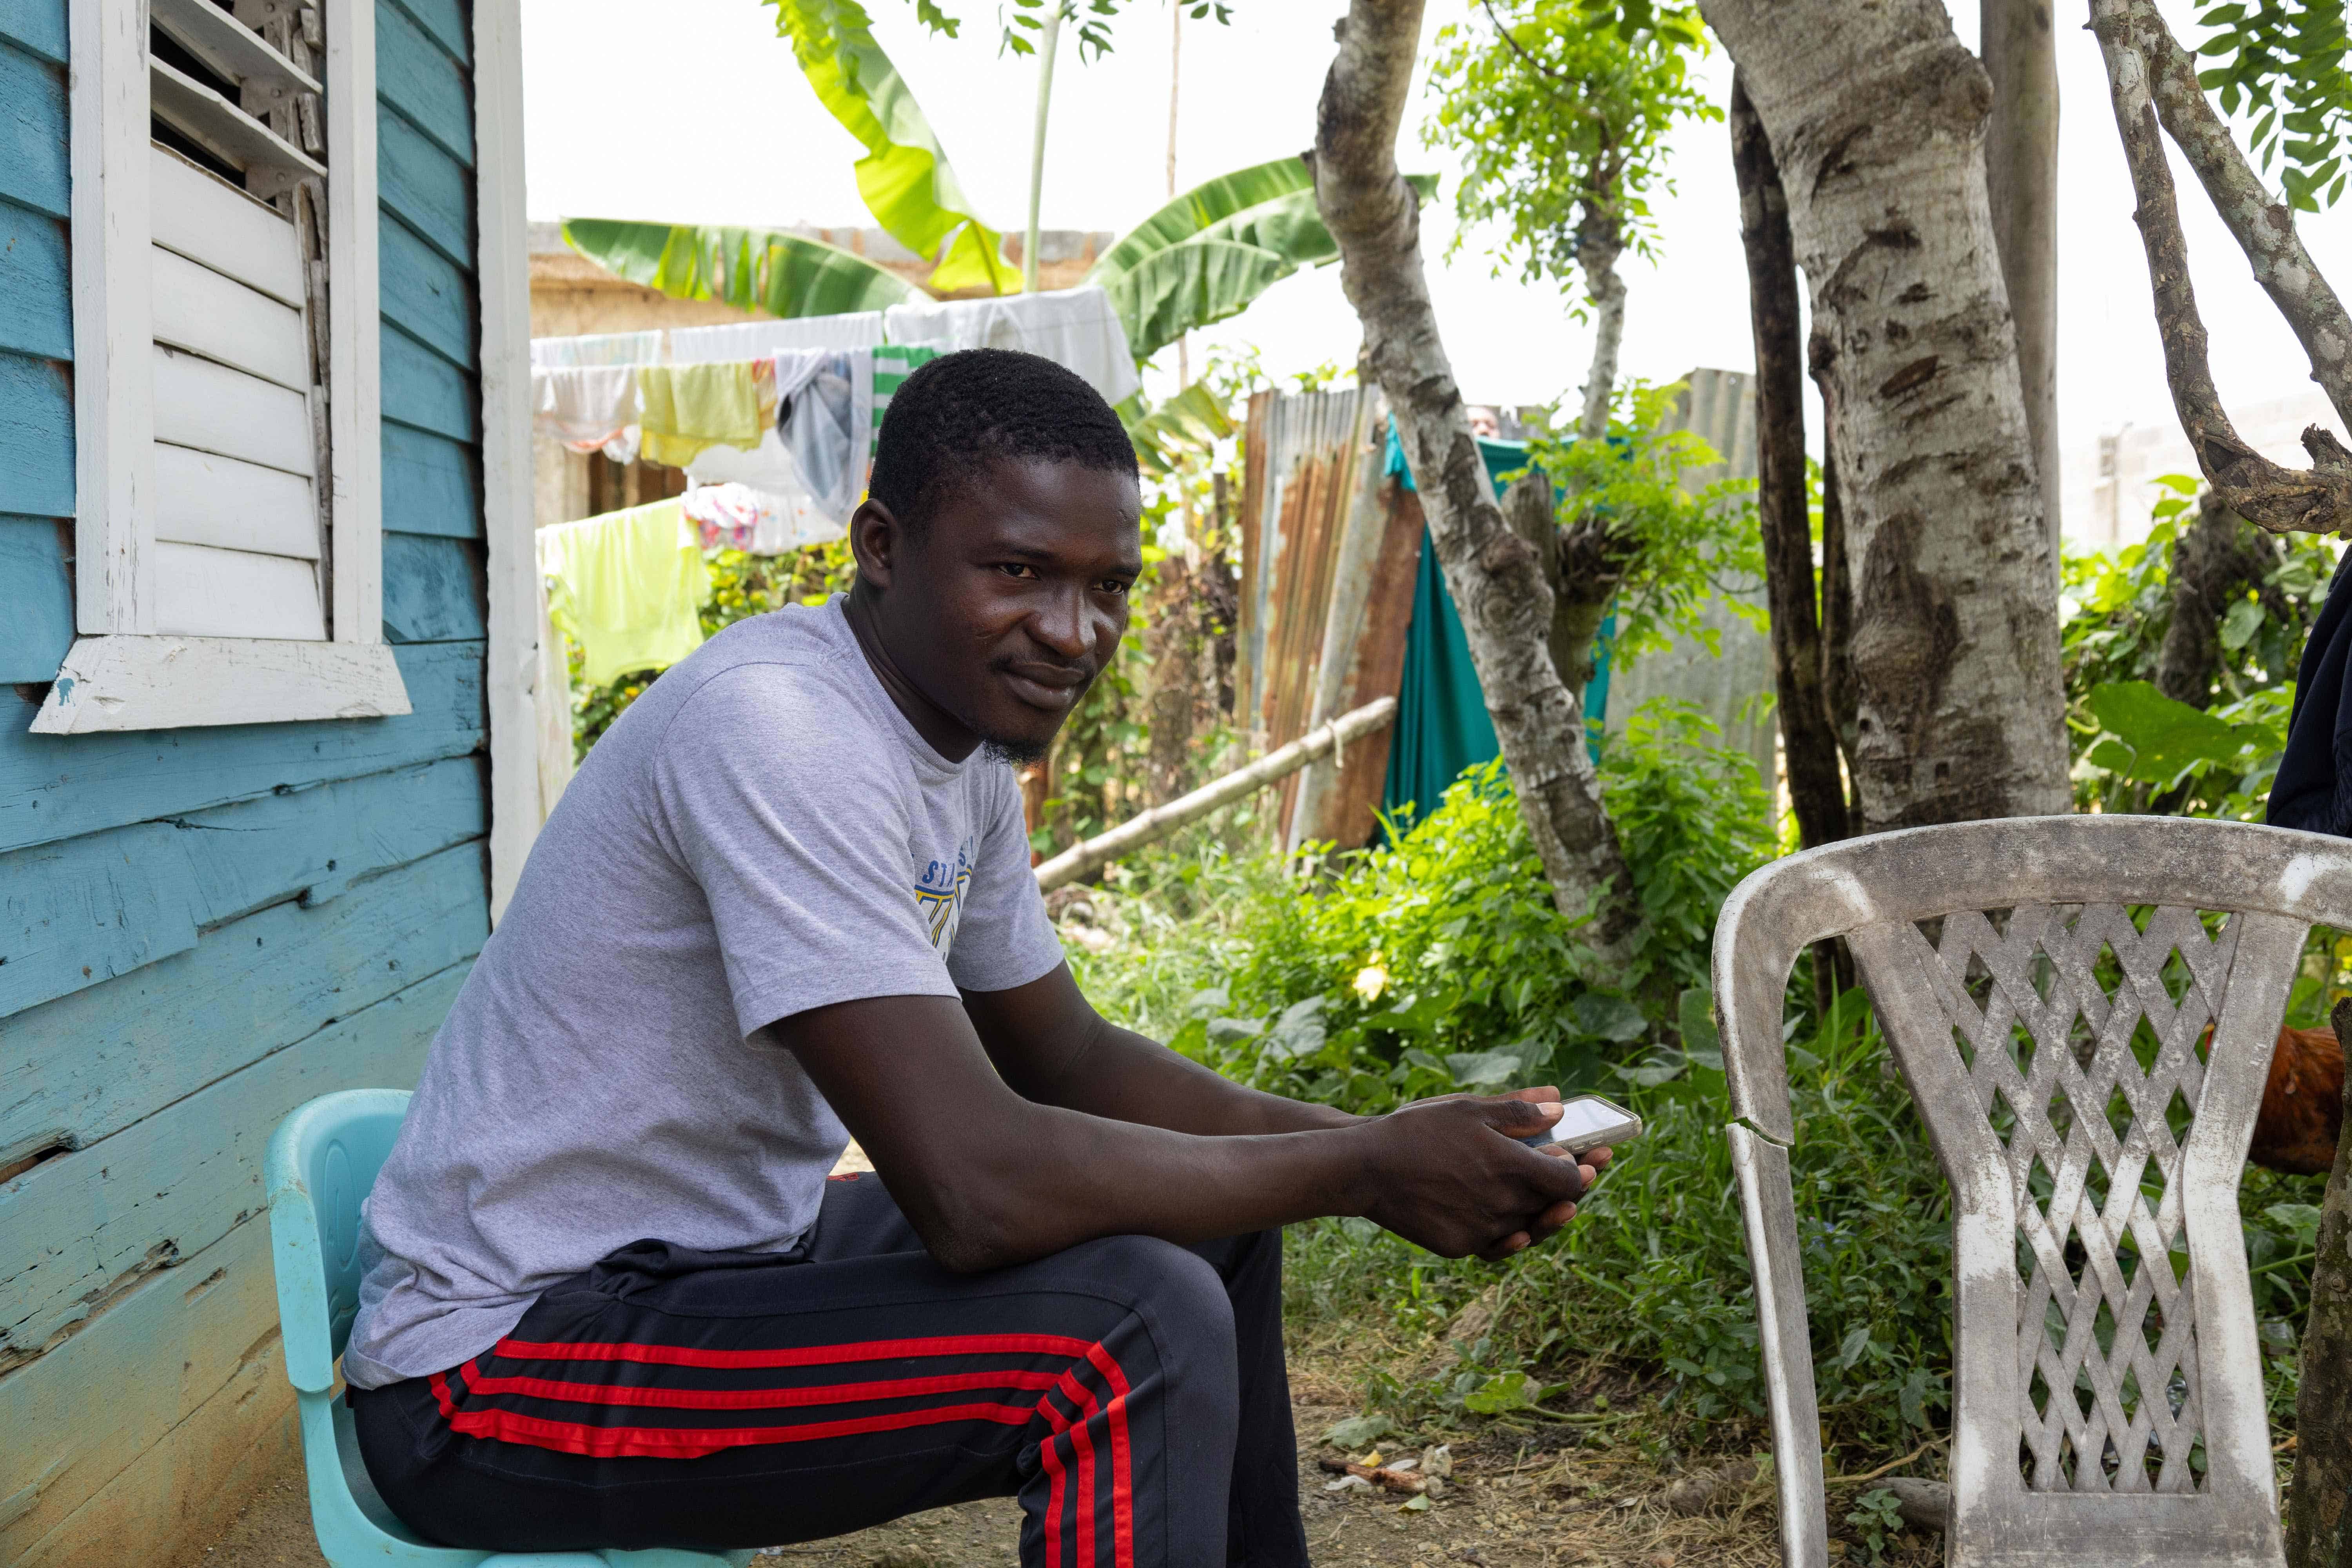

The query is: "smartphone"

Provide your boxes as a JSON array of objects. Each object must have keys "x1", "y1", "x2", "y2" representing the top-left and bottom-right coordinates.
[{"x1": 1518, "y1": 1093, "x2": 1643, "y2": 1154}]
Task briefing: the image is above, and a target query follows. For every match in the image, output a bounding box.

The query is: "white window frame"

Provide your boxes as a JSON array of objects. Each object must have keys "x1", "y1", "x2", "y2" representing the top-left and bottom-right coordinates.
[{"x1": 35, "y1": 0, "x2": 408, "y2": 734}]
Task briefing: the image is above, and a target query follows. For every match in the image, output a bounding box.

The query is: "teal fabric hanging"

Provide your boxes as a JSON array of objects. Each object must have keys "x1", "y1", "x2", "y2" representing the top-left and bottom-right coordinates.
[{"x1": 1377, "y1": 425, "x2": 1612, "y2": 835}]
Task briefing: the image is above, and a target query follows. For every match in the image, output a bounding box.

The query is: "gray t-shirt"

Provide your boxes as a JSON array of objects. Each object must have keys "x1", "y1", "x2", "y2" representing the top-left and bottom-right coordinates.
[{"x1": 343, "y1": 598, "x2": 1063, "y2": 1388}]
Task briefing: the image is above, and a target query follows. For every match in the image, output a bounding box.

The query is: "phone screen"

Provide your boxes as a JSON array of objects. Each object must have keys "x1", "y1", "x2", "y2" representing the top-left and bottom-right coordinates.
[{"x1": 1550, "y1": 1098, "x2": 1629, "y2": 1145}]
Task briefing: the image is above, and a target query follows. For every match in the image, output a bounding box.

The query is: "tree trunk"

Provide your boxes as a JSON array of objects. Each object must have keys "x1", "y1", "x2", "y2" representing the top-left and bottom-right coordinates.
[
  {"x1": 1734, "y1": 71, "x2": 1847, "y2": 856},
  {"x1": 1817, "y1": 413, "x2": 1861, "y2": 769},
  {"x1": 1313, "y1": 0, "x2": 1642, "y2": 977},
  {"x1": 1981, "y1": 0, "x2": 2063, "y2": 563},
  {"x1": 2286, "y1": 996, "x2": 2352, "y2": 1568},
  {"x1": 2153, "y1": 492, "x2": 2279, "y2": 708},
  {"x1": 1577, "y1": 220, "x2": 1628, "y2": 442},
  {"x1": 1697, "y1": 0, "x2": 2071, "y2": 831},
  {"x1": 1145, "y1": 553, "x2": 1203, "y2": 804}
]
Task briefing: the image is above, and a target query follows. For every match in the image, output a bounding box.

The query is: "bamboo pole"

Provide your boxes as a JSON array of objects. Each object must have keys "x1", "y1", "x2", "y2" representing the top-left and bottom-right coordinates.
[
  {"x1": 1021, "y1": 1, "x2": 1066, "y2": 296},
  {"x1": 1034, "y1": 697, "x2": 1397, "y2": 891}
]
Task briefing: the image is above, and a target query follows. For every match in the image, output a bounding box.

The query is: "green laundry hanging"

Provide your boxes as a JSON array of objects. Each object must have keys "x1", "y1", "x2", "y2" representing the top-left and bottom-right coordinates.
[
  {"x1": 1377, "y1": 425, "x2": 1612, "y2": 836},
  {"x1": 537, "y1": 499, "x2": 712, "y2": 688}
]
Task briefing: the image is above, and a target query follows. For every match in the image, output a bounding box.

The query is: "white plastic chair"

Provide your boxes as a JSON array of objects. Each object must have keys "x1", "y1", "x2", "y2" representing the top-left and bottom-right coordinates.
[
  {"x1": 265, "y1": 1088, "x2": 756, "y2": 1568},
  {"x1": 1711, "y1": 815, "x2": 2352, "y2": 1568}
]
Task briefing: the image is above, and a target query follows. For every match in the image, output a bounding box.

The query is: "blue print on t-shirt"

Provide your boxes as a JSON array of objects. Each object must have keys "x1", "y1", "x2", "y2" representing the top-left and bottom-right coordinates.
[{"x1": 913, "y1": 837, "x2": 977, "y2": 954}]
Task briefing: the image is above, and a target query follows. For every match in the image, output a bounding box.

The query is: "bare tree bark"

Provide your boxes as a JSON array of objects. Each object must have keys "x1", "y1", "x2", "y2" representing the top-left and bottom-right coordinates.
[
  {"x1": 1817, "y1": 413, "x2": 1860, "y2": 767},
  {"x1": 1699, "y1": 0, "x2": 2071, "y2": 830},
  {"x1": 2153, "y1": 492, "x2": 2280, "y2": 708},
  {"x1": 2287, "y1": 997, "x2": 2352, "y2": 1568},
  {"x1": 1734, "y1": 72, "x2": 1847, "y2": 857},
  {"x1": 1313, "y1": 0, "x2": 1642, "y2": 975},
  {"x1": 2089, "y1": 0, "x2": 2352, "y2": 534},
  {"x1": 1145, "y1": 553, "x2": 1203, "y2": 804},
  {"x1": 1577, "y1": 219, "x2": 1628, "y2": 442},
  {"x1": 1981, "y1": 0, "x2": 2063, "y2": 563}
]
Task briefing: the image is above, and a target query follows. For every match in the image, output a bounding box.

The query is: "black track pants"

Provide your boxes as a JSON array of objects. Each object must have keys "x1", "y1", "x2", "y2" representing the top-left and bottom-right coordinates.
[{"x1": 350, "y1": 1175, "x2": 1309, "y2": 1566}]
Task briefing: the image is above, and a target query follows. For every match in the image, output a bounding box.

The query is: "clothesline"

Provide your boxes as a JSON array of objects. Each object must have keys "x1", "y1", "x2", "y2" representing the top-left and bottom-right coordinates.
[{"x1": 531, "y1": 285, "x2": 1140, "y2": 559}]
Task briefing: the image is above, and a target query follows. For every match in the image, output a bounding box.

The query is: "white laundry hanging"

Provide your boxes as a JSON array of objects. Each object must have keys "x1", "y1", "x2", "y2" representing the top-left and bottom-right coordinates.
[{"x1": 880, "y1": 285, "x2": 1138, "y2": 404}]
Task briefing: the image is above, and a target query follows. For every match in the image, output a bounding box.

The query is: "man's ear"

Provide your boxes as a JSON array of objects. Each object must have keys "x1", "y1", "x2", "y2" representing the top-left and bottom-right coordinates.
[{"x1": 849, "y1": 497, "x2": 901, "y2": 592}]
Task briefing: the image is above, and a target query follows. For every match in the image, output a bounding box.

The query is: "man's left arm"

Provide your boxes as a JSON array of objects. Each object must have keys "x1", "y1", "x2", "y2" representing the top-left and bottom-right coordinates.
[{"x1": 962, "y1": 964, "x2": 1359, "y2": 1134}]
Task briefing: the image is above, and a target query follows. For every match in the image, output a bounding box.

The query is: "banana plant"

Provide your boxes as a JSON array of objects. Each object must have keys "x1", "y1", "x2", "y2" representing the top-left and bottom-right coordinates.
[
  {"x1": 1119, "y1": 381, "x2": 1237, "y2": 475},
  {"x1": 560, "y1": 219, "x2": 919, "y2": 317},
  {"x1": 766, "y1": 0, "x2": 1016, "y2": 295},
  {"x1": 1087, "y1": 158, "x2": 1439, "y2": 361}
]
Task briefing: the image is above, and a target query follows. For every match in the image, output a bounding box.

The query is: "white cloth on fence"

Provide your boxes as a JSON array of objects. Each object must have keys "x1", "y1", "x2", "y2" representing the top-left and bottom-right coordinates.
[
  {"x1": 532, "y1": 364, "x2": 641, "y2": 462},
  {"x1": 668, "y1": 314, "x2": 887, "y2": 365},
  {"x1": 531, "y1": 330, "x2": 665, "y2": 369},
  {"x1": 880, "y1": 285, "x2": 1138, "y2": 404}
]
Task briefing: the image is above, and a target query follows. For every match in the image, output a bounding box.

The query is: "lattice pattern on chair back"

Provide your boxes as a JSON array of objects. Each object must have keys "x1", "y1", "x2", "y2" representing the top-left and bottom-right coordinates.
[{"x1": 1894, "y1": 902, "x2": 2236, "y2": 1495}]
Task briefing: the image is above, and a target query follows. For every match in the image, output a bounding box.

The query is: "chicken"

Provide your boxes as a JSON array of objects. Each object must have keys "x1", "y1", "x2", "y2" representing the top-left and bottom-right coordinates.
[{"x1": 2249, "y1": 1017, "x2": 2347, "y2": 1176}]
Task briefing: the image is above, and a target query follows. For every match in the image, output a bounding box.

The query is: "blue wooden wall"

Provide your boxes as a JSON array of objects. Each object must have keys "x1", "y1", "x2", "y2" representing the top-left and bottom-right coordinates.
[{"x1": 0, "y1": 4, "x2": 490, "y2": 1561}]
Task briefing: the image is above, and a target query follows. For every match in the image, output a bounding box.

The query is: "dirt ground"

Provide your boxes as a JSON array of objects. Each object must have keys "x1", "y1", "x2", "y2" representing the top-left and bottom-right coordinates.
[{"x1": 179, "y1": 1347, "x2": 1916, "y2": 1568}]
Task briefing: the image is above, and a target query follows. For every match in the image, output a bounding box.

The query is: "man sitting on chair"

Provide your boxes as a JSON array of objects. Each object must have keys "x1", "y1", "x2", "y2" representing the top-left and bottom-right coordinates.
[{"x1": 344, "y1": 348, "x2": 1601, "y2": 1567}]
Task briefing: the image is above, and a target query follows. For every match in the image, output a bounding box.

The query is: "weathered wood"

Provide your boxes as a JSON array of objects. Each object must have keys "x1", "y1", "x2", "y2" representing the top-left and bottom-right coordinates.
[
  {"x1": 1712, "y1": 817, "x2": 2347, "y2": 1568},
  {"x1": 0, "y1": 638, "x2": 482, "y2": 853},
  {"x1": 0, "y1": 38, "x2": 67, "y2": 220},
  {"x1": 0, "y1": 196, "x2": 69, "y2": 360},
  {"x1": 1034, "y1": 697, "x2": 1396, "y2": 891},
  {"x1": 154, "y1": 543, "x2": 327, "y2": 640},
  {"x1": 150, "y1": 245, "x2": 310, "y2": 392},
  {"x1": 0, "y1": 348, "x2": 73, "y2": 519},
  {"x1": 0, "y1": 821, "x2": 201, "y2": 1020},
  {"x1": 0, "y1": 841, "x2": 487, "y2": 1177},
  {"x1": 383, "y1": 318, "x2": 477, "y2": 444},
  {"x1": 154, "y1": 442, "x2": 319, "y2": 559},
  {"x1": 383, "y1": 532, "x2": 486, "y2": 642},
  {"x1": 377, "y1": 108, "x2": 473, "y2": 269},
  {"x1": 374, "y1": 0, "x2": 472, "y2": 164},
  {"x1": 382, "y1": 419, "x2": 483, "y2": 539},
  {"x1": 379, "y1": 210, "x2": 476, "y2": 368},
  {"x1": 31, "y1": 633, "x2": 408, "y2": 732},
  {"x1": 387, "y1": 0, "x2": 469, "y2": 64},
  {"x1": 150, "y1": 145, "x2": 305, "y2": 308},
  {"x1": 152, "y1": 343, "x2": 315, "y2": 476},
  {"x1": 0, "y1": 962, "x2": 460, "y2": 1367},
  {"x1": 0, "y1": 1218, "x2": 295, "y2": 1566},
  {"x1": 0, "y1": 0, "x2": 67, "y2": 67},
  {"x1": 0, "y1": 515, "x2": 72, "y2": 681},
  {"x1": 471, "y1": 0, "x2": 537, "y2": 923},
  {"x1": 325, "y1": 0, "x2": 384, "y2": 652}
]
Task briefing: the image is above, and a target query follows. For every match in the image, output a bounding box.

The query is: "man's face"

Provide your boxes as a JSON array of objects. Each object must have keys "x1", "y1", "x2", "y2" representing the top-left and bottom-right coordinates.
[{"x1": 869, "y1": 458, "x2": 1144, "y2": 762}]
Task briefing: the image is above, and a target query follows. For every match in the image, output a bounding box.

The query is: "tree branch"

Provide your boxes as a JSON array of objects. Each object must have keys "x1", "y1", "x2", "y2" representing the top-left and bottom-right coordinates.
[
  {"x1": 2125, "y1": 0, "x2": 2352, "y2": 436},
  {"x1": 1315, "y1": 0, "x2": 1643, "y2": 971},
  {"x1": 2088, "y1": 0, "x2": 2352, "y2": 534}
]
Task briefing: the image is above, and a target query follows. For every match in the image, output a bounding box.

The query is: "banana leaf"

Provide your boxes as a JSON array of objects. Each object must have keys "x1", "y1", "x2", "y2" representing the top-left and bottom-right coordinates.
[
  {"x1": 1091, "y1": 160, "x2": 1439, "y2": 361},
  {"x1": 768, "y1": 0, "x2": 1014, "y2": 295},
  {"x1": 561, "y1": 219, "x2": 918, "y2": 317},
  {"x1": 1120, "y1": 382, "x2": 1239, "y2": 476},
  {"x1": 1102, "y1": 240, "x2": 1297, "y2": 365}
]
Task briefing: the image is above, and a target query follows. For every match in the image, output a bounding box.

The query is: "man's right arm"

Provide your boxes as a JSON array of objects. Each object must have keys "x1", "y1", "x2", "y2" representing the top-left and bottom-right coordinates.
[{"x1": 766, "y1": 993, "x2": 1587, "y2": 1272}]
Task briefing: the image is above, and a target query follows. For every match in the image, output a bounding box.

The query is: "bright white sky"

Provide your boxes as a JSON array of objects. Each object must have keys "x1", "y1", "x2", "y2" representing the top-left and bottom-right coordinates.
[{"x1": 520, "y1": 0, "x2": 2352, "y2": 537}]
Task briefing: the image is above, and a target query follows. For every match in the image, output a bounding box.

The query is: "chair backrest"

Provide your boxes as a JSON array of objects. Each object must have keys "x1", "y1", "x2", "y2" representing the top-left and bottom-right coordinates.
[
  {"x1": 1711, "y1": 816, "x2": 2352, "y2": 1568},
  {"x1": 265, "y1": 1089, "x2": 412, "y2": 1394}
]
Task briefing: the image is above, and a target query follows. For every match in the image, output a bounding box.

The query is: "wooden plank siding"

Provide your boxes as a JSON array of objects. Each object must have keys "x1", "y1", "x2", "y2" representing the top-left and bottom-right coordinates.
[{"x1": 0, "y1": 0, "x2": 493, "y2": 1561}]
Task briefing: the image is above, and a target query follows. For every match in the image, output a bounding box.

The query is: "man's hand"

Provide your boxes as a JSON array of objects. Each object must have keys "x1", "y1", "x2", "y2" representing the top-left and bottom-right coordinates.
[{"x1": 1354, "y1": 1091, "x2": 1609, "y2": 1263}]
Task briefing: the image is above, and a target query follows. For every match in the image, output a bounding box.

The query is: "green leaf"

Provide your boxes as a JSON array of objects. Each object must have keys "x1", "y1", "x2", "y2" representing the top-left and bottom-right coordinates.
[
  {"x1": 1571, "y1": 991, "x2": 1650, "y2": 1044},
  {"x1": 1267, "y1": 995, "x2": 1330, "y2": 1060},
  {"x1": 2265, "y1": 1202, "x2": 2324, "y2": 1244},
  {"x1": 1089, "y1": 160, "x2": 1437, "y2": 359},
  {"x1": 767, "y1": 0, "x2": 1014, "y2": 294},
  {"x1": 2084, "y1": 681, "x2": 2254, "y2": 782},
  {"x1": 1677, "y1": 987, "x2": 1721, "y2": 1056},
  {"x1": 1446, "y1": 1047, "x2": 1525, "y2": 1087},
  {"x1": 560, "y1": 219, "x2": 917, "y2": 318},
  {"x1": 1322, "y1": 1412, "x2": 1396, "y2": 1448},
  {"x1": 1120, "y1": 381, "x2": 1239, "y2": 476},
  {"x1": 2220, "y1": 595, "x2": 2265, "y2": 652},
  {"x1": 1462, "y1": 1372, "x2": 1542, "y2": 1413}
]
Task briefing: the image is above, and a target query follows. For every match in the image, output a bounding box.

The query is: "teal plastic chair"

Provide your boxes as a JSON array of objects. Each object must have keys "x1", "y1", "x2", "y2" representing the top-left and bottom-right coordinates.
[{"x1": 265, "y1": 1089, "x2": 757, "y2": 1568}]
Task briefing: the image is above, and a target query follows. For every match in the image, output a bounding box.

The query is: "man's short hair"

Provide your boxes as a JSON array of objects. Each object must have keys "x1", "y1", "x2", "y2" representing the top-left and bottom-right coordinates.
[{"x1": 866, "y1": 348, "x2": 1138, "y2": 534}]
